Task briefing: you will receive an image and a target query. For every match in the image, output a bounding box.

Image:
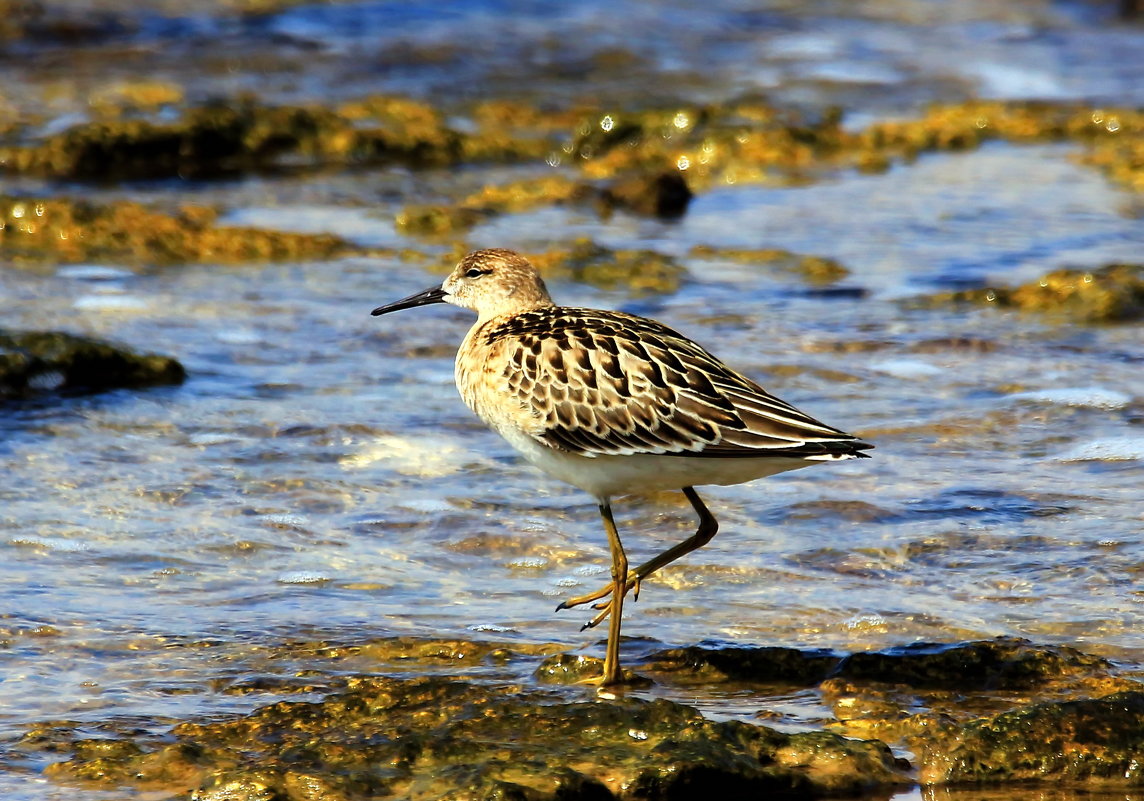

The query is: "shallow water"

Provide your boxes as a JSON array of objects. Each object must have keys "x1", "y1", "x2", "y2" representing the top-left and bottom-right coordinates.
[{"x1": 2, "y1": 1, "x2": 1144, "y2": 798}]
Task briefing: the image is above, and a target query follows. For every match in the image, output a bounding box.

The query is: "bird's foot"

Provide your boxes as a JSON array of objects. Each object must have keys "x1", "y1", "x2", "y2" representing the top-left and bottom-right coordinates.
[
  {"x1": 555, "y1": 576, "x2": 641, "y2": 614},
  {"x1": 573, "y1": 667, "x2": 652, "y2": 692}
]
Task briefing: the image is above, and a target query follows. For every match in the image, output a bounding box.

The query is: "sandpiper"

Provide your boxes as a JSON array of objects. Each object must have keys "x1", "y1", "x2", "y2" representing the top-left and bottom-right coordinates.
[{"x1": 372, "y1": 248, "x2": 872, "y2": 686}]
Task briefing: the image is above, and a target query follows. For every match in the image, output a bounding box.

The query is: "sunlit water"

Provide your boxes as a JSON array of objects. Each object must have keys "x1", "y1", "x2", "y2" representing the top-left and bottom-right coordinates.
[{"x1": 2, "y1": 1, "x2": 1143, "y2": 799}]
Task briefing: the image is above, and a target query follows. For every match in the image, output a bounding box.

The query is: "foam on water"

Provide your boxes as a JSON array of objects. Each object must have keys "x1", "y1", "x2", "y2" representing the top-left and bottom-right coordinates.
[{"x1": 1054, "y1": 437, "x2": 1144, "y2": 462}]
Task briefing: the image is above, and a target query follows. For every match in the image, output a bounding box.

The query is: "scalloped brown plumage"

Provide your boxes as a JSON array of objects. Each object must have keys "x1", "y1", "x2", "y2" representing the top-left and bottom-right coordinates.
[{"x1": 372, "y1": 248, "x2": 873, "y2": 687}]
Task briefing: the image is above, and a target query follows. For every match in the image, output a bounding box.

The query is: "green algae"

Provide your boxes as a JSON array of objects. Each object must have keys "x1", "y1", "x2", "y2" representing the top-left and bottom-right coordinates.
[
  {"x1": 647, "y1": 644, "x2": 840, "y2": 685},
  {"x1": 860, "y1": 103, "x2": 1144, "y2": 192},
  {"x1": 39, "y1": 675, "x2": 909, "y2": 800},
  {"x1": 835, "y1": 639, "x2": 1111, "y2": 691},
  {"x1": 0, "y1": 329, "x2": 186, "y2": 398},
  {"x1": 690, "y1": 245, "x2": 851, "y2": 285},
  {"x1": 20, "y1": 636, "x2": 1144, "y2": 798},
  {"x1": 640, "y1": 638, "x2": 1137, "y2": 756},
  {"x1": 0, "y1": 195, "x2": 356, "y2": 266},
  {"x1": 383, "y1": 98, "x2": 1141, "y2": 244},
  {"x1": 527, "y1": 239, "x2": 686, "y2": 294},
  {"x1": 0, "y1": 95, "x2": 466, "y2": 180},
  {"x1": 412, "y1": 240, "x2": 685, "y2": 294},
  {"x1": 912, "y1": 264, "x2": 1144, "y2": 323},
  {"x1": 3, "y1": 95, "x2": 1138, "y2": 204},
  {"x1": 917, "y1": 691, "x2": 1144, "y2": 785},
  {"x1": 393, "y1": 170, "x2": 690, "y2": 239}
]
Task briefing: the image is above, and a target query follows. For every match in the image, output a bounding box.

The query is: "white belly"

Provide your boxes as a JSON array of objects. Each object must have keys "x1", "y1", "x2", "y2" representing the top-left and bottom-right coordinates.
[{"x1": 496, "y1": 426, "x2": 814, "y2": 501}]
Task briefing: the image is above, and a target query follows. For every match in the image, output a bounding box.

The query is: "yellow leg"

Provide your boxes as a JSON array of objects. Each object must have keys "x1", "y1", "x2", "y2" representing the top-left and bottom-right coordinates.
[
  {"x1": 558, "y1": 487, "x2": 719, "y2": 624},
  {"x1": 599, "y1": 500, "x2": 627, "y2": 686}
]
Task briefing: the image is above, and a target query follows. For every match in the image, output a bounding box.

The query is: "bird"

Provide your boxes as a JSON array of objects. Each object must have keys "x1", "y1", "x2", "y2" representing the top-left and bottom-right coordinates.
[{"x1": 371, "y1": 248, "x2": 872, "y2": 686}]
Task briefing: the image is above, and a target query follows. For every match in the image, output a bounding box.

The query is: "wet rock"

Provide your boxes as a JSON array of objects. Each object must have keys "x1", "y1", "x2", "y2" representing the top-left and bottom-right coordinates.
[
  {"x1": 689, "y1": 245, "x2": 850, "y2": 285},
  {"x1": 2, "y1": 91, "x2": 1138, "y2": 194},
  {"x1": 0, "y1": 196, "x2": 355, "y2": 266},
  {"x1": 917, "y1": 691, "x2": 1144, "y2": 785},
  {"x1": 40, "y1": 675, "x2": 910, "y2": 800},
  {"x1": 908, "y1": 337, "x2": 998, "y2": 353},
  {"x1": 460, "y1": 175, "x2": 588, "y2": 215},
  {"x1": 534, "y1": 654, "x2": 654, "y2": 688},
  {"x1": 818, "y1": 639, "x2": 1135, "y2": 747},
  {"x1": 0, "y1": 0, "x2": 41, "y2": 41},
  {"x1": 534, "y1": 653, "x2": 608, "y2": 684},
  {"x1": 394, "y1": 204, "x2": 492, "y2": 237},
  {"x1": 646, "y1": 643, "x2": 840, "y2": 685},
  {"x1": 395, "y1": 175, "x2": 589, "y2": 236},
  {"x1": 835, "y1": 638, "x2": 1111, "y2": 691},
  {"x1": 773, "y1": 500, "x2": 897, "y2": 525},
  {"x1": 0, "y1": 330, "x2": 185, "y2": 398},
  {"x1": 599, "y1": 170, "x2": 693, "y2": 218},
  {"x1": 0, "y1": 95, "x2": 464, "y2": 181},
  {"x1": 526, "y1": 239, "x2": 686, "y2": 294},
  {"x1": 910, "y1": 264, "x2": 1144, "y2": 323}
]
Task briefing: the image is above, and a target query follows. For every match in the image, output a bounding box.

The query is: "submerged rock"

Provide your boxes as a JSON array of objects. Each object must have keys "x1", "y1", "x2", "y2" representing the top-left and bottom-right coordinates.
[
  {"x1": 599, "y1": 170, "x2": 694, "y2": 218},
  {"x1": 526, "y1": 239, "x2": 686, "y2": 294},
  {"x1": 0, "y1": 330, "x2": 185, "y2": 398},
  {"x1": 689, "y1": 245, "x2": 851, "y2": 285},
  {"x1": 0, "y1": 96, "x2": 464, "y2": 181},
  {"x1": 40, "y1": 675, "x2": 910, "y2": 800},
  {"x1": 909, "y1": 264, "x2": 1144, "y2": 323},
  {"x1": 0, "y1": 196, "x2": 356, "y2": 266}
]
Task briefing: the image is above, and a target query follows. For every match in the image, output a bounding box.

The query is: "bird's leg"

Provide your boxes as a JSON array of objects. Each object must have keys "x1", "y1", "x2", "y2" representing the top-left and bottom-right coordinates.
[
  {"x1": 557, "y1": 487, "x2": 719, "y2": 623},
  {"x1": 599, "y1": 499, "x2": 627, "y2": 686}
]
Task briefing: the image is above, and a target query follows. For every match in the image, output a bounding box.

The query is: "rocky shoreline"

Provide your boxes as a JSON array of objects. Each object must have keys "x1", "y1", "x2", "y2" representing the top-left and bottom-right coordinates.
[{"x1": 14, "y1": 636, "x2": 1141, "y2": 800}]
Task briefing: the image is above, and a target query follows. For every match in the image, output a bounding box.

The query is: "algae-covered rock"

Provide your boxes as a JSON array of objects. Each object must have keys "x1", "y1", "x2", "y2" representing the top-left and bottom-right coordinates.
[
  {"x1": 1081, "y1": 118, "x2": 1144, "y2": 192},
  {"x1": 818, "y1": 639, "x2": 1132, "y2": 747},
  {"x1": 599, "y1": 170, "x2": 693, "y2": 218},
  {"x1": 394, "y1": 203, "x2": 492, "y2": 237},
  {"x1": 533, "y1": 653, "x2": 654, "y2": 688},
  {"x1": 41, "y1": 675, "x2": 910, "y2": 800},
  {"x1": 912, "y1": 264, "x2": 1144, "y2": 323},
  {"x1": 0, "y1": 196, "x2": 355, "y2": 266},
  {"x1": 0, "y1": 0, "x2": 41, "y2": 41},
  {"x1": 917, "y1": 691, "x2": 1144, "y2": 785},
  {"x1": 640, "y1": 638, "x2": 1107, "y2": 692},
  {"x1": 534, "y1": 653, "x2": 609, "y2": 684},
  {"x1": 690, "y1": 245, "x2": 851, "y2": 285},
  {"x1": 0, "y1": 96, "x2": 467, "y2": 180},
  {"x1": 835, "y1": 638, "x2": 1111, "y2": 691},
  {"x1": 394, "y1": 170, "x2": 690, "y2": 238},
  {"x1": 395, "y1": 177, "x2": 585, "y2": 236},
  {"x1": 526, "y1": 239, "x2": 686, "y2": 294},
  {"x1": 646, "y1": 643, "x2": 840, "y2": 684},
  {"x1": 0, "y1": 330, "x2": 185, "y2": 398},
  {"x1": 1, "y1": 93, "x2": 1139, "y2": 195}
]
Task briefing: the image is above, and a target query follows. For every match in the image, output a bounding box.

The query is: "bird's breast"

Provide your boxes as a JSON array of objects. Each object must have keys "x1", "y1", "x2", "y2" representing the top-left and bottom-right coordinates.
[{"x1": 456, "y1": 322, "x2": 543, "y2": 439}]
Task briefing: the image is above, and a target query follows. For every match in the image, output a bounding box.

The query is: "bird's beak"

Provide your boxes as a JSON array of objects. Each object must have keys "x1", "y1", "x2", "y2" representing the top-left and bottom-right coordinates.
[{"x1": 371, "y1": 286, "x2": 448, "y2": 316}]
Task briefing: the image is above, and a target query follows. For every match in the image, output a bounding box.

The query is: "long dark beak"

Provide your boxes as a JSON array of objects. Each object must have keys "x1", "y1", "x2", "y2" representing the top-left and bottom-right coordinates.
[{"x1": 371, "y1": 286, "x2": 448, "y2": 316}]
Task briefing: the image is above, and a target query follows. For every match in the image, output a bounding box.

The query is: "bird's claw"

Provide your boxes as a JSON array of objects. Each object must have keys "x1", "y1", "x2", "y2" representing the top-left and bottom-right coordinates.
[{"x1": 556, "y1": 576, "x2": 642, "y2": 614}]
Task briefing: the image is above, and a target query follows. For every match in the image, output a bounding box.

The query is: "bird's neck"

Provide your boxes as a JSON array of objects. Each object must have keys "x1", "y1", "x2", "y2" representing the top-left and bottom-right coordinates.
[{"x1": 474, "y1": 298, "x2": 555, "y2": 325}]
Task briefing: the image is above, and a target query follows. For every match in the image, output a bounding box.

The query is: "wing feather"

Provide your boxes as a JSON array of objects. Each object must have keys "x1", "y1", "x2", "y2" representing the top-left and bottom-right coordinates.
[{"x1": 486, "y1": 308, "x2": 871, "y2": 460}]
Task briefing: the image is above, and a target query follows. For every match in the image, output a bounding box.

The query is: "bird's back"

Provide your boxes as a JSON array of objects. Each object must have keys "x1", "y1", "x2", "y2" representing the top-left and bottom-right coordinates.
[{"x1": 457, "y1": 305, "x2": 873, "y2": 464}]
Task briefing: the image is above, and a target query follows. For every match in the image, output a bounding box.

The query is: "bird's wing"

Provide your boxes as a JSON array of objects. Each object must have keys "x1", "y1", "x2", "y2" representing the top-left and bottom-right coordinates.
[{"x1": 487, "y1": 308, "x2": 870, "y2": 459}]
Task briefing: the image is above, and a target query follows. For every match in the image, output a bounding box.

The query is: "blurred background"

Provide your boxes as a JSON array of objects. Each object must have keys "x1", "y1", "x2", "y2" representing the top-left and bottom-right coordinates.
[{"x1": 1, "y1": 1, "x2": 1142, "y2": 798}]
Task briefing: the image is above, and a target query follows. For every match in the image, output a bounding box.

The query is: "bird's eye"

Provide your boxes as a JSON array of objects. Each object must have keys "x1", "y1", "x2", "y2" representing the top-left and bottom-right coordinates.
[{"x1": 466, "y1": 268, "x2": 485, "y2": 278}]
